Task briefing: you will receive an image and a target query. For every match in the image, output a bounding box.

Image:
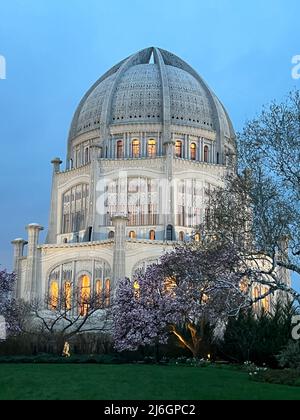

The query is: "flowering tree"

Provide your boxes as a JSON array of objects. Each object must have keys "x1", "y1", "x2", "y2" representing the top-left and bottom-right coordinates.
[
  {"x1": 0, "y1": 270, "x2": 28, "y2": 337},
  {"x1": 205, "y1": 90, "x2": 300, "y2": 305},
  {"x1": 14, "y1": 286, "x2": 113, "y2": 354},
  {"x1": 113, "y1": 243, "x2": 253, "y2": 358}
]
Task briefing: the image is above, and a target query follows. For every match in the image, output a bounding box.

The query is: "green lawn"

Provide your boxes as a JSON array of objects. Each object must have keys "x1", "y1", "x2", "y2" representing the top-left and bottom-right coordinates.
[{"x1": 0, "y1": 364, "x2": 299, "y2": 400}]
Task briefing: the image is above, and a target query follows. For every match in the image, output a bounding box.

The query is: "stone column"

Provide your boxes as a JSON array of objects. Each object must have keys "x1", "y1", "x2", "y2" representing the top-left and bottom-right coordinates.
[
  {"x1": 46, "y1": 158, "x2": 62, "y2": 244},
  {"x1": 112, "y1": 215, "x2": 128, "y2": 289},
  {"x1": 25, "y1": 223, "x2": 44, "y2": 301},
  {"x1": 88, "y1": 145, "x2": 101, "y2": 235},
  {"x1": 11, "y1": 238, "x2": 27, "y2": 298}
]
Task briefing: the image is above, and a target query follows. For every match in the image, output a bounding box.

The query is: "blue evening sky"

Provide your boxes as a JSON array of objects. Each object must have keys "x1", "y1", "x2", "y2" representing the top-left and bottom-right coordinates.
[{"x1": 0, "y1": 0, "x2": 299, "y2": 281}]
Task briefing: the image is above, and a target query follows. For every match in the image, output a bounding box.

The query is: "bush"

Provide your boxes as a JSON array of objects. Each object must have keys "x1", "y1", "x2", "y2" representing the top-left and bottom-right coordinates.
[
  {"x1": 0, "y1": 354, "x2": 123, "y2": 364},
  {"x1": 0, "y1": 332, "x2": 114, "y2": 356},
  {"x1": 277, "y1": 341, "x2": 300, "y2": 369},
  {"x1": 250, "y1": 368, "x2": 300, "y2": 387},
  {"x1": 220, "y1": 303, "x2": 298, "y2": 367}
]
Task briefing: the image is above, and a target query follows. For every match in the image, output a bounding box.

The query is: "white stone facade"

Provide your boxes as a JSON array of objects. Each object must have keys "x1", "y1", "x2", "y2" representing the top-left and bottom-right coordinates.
[{"x1": 12, "y1": 47, "x2": 238, "y2": 306}]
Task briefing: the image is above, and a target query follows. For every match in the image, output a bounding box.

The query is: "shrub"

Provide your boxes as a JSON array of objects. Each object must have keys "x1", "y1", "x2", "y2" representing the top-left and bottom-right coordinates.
[
  {"x1": 250, "y1": 368, "x2": 300, "y2": 387},
  {"x1": 220, "y1": 303, "x2": 298, "y2": 367},
  {"x1": 277, "y1": 341, "x2": 300, "y2": 369}
]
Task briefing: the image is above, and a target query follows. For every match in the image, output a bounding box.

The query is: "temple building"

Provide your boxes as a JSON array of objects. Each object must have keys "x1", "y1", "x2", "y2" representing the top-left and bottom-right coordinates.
[{"x1": 12, "y1": 47, "x2": 278, "y2": 311}]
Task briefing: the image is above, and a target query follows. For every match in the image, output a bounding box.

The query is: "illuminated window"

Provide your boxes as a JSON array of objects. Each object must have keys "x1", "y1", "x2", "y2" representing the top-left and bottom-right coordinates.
[
  {"x1": 80, "y1": 275, "x2": 91, "y2": 316},
  {"x1": 129, "y1": 231, "x2": 136, "y2": 239},
  {"x1": 105, "y1": 279, "x2": 110, "y2": 307},
  {"x1": 132, "y1": 140, "x2": 140, "y2": 158},
  {"x1": 64, "y1": 282, "x2": 72, "y2": 311},
  {"x1": 164, "y1": 277, "x2": 176, "y2": 295},
  {"x1": 133, "y1": 280, "x2": 140, "y2": 298},
  {"x1": 190, "y1": 143, "x2": 197, "y2": 160},
  {"x1": 201, "y1": 292, "x2": 209, "y2": 304},
  {"x1": 117, "y1": 140, "x2": 123, "y2": 159},
  {"x1": 96, "y1": 279, "x2": 102, "y2": 295},
  {"x1": 179, "y1": 231, "x2": 185, "y2": 241},
  {"x1": 253, "y1": 286, "x2": 260, "y2": 312},
  {"x1": 96, "y1": 280, "x2": 103, "y2": 307},
  {"x1": 204, "y1": 145, "x2": 209, "y2": 163},
  {"x1": 262, "y1": 287, "x2": 270, "y2": 312},
  {"x1": 194, "y1": 233, "x2": 201, "y2": 242},
  {"x1": 148, "y1": 139, "x2": 157, "y2": 158},
  {"x1": 240, "y1": 278, "x2": 249, "y2": 294},
  {"x1": 50, "y1": 281, "x2": 59, "y2": 310},
  {"x1": 149, "y1": 230, "x2": 156, "y2": 240},
  {"x1": 175, "y1": 141, "x2": 182, "y2": 158}
]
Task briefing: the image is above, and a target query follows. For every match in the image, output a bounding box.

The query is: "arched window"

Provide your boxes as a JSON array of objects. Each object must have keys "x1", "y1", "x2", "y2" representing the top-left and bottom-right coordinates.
[
  {"x1": 179, "y1": 231, "x2": 185, "y2": 241},
  {"x1": 262, "y1": 287, "x2": 270, "y2": 312},
  {"x1": 129, "y1": 231, "x2": 136, "y2": 239},
  {"x1": 175, "y1": 141, "x2": 182, "y2": 158},
  {"x1": 148, "y1": 139, "x2": 157, "y2": 158},
  {"x1": 108, "y1": 231, "x2": 115, "y2": 239},
  {"x1": 62, "y1": 184, "x2": 89, "y2": 234},
  {"x1": 80, "y1": 275, "x2": 91, "y2": 316},
  {"x1": 95, "y1": 279, "x2": 103, "y2": 307},
  {"x1": 132, "y1": 140, "x2": 140, "y2": 158},
  {"x1": 133, "y1": 281, "x2": 140, "y2": 298},
  {"x1": 240, "y1": 278, "x2": 249, "y2": 294},
  {"x1": 194, "y1": 233, "x2": 201, "y2": 242},
  {"x1": 50, "y1": 281, "x2": 59, "y2": 310},
  {"x1": 149, "y1": 230, "x2": 156, "y2": 240},
  {"x1": 64, "y1": 282, "x2": 72, "y2": 311},
  {"x1": 166, "y1": 225, "x2": 174, "y2": 241},
  {"x1": 204, "y1": 145, "x2": 209, "y2": 163},
  {"x1": 105, "y1": 279, "x2": 110, "y2": 307},
  {"x1": 253, "y1": 286, "x2": 260, "y2": 312},
  {"x1": 117, "y1": 140, "x2": 123, "y2": 159},
  {"x1": 84, "y1": 148, "x2": 89, "y2": 164},
  {"x1": 190, "y1": 143, "x2": 197, "y2": 160}
]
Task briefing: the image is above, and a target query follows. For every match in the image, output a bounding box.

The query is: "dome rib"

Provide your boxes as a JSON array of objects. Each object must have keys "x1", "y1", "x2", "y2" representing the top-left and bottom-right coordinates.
[
  {"x1": 67, "y1": 56, "x2": 130, "y2": 155},
  {"x1": 100, "y1": 48, "x2": 153, "y2": 140},
  {"x1": 67, "y1": 47, "x2": 235, "y2": 164},
  {"x1": 158, "y1": 48, "x2": 222, "y2": 147},
  {"x1": 153, "y1": 48, "x2": 172, "y2": 144}
]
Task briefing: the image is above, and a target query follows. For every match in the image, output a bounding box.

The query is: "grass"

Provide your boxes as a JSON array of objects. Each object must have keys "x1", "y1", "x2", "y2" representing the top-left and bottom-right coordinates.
[{"x1": 0, "y1": 364, "x2": 299, "y2": 400}]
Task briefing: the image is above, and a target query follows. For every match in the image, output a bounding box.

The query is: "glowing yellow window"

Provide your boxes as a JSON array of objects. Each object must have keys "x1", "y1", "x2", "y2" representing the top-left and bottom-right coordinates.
[
  {"x1": 105, "y1": 279, "x2": 111, "y2": 307},
  {"x1": 148, "y1": 139, "x2": 157, "y2": 158},
  {"x1": 129, "y1": 231, "x2": 136, "y2": 239},
  {"x1": 80, "y1": 275, "x2": 91, "y2": 316},
  {"x1": 175, "y1": 141, "x2": 182, "y2": 158},
  {"x1": 149, "y1": 230, "x2": 156, "y2": 240},
  {"x1": 96, "y1": 280, "x2": 103, "y2": 307},
  {"x1": 50, "y1": 281, "x2": 59, "y2": 310},
  {"x1": 64, "y1": 282, "x2": 72, "y2": 311},
  {"x1": 195, "y1": 233, "x2": 201, "y2": 242},
  {"x1": 262, "y1": 287, "x2": 270, "y2": 312},
  {"x1": 132, "y1": 140, "x2": 140, "y2": 158},
  {"x1": 190, "y1": 143, "x2": 197, "y2": 160}
]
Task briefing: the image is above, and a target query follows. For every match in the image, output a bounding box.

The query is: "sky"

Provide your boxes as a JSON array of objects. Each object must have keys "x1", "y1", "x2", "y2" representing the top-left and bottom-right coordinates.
[{"x1": 0, "y1": 0, "x2": 299, "y2": 276}]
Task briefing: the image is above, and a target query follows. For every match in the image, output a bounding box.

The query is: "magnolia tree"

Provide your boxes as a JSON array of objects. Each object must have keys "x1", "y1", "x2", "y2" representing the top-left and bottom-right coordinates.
[
  {"x1": 0, "y1": 270, "x2": 29, "y2": 337},
  {"x1": 113, "y1": 243, "x2": 257, "y2": 358}
]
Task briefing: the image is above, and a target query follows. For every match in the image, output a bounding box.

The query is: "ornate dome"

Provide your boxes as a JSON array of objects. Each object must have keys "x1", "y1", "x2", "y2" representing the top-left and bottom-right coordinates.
[{"x1": 68, "y1": 47, "x2": 235, "y2": 150}]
